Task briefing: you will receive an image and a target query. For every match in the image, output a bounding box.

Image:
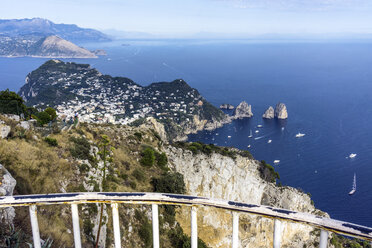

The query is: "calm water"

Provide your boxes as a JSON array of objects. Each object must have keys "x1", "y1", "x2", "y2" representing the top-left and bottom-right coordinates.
[{"x1": 1, "y1": 40, "x2": 372, "y2": 226}]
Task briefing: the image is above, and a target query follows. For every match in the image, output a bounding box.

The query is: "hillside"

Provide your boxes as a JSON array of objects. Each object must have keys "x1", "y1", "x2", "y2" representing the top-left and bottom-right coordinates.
[
  {"x1": 0, "y1": 18, "x2": 110, "y2": 43},
  {"x1": 18, "y1": 60, "x2": 229, "y2": 140},
  {"x1": 0, "y1": 35, "x2": 97, "y2": 58},
  {"x1": 1, "y1": 115, "x2": 357, "y2": 248}
]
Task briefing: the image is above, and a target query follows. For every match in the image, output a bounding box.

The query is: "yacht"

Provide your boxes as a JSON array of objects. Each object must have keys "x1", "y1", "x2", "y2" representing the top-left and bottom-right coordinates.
[
  {"x1": 255, "y1": 130, "x2": 259, "y2": 133},
  {"x1": 295, "y1": 133, "x2": 305, "y2": 138},
  {"x1": 349, "y1": 173, "x2": 356, "y2": 195},
  {"x1": 257, "y1": 125, "x2": 263, "y2": 128},
  {"x1": 248, "y1": 130, "x2": 253, "y2": 138},
  {"x1": 268, "y1": 140, "x2": 272, "y2": 144},
  {"x1": 349, "y1": 153, "x2": 357, "y2": 159},
  {"x1": 227, "y1": 135, "x2": 231, "y2": 138},
  {"x1": 273, "y1": 160, "x2": 280, "y2": 164}
]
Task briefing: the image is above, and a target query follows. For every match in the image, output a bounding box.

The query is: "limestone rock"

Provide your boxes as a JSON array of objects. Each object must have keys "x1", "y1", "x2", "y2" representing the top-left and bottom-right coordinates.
[
  {"x1": 219, "y1": 103, "x2": 234, "y2": 110},
  {"x1": 262, "y1": 106, "x2": 275, "y2": 119},
  {"x1": 0, "y1": 164, "x2": 16, "y2": 224},
  {"x1": 0, "y1": 125, "x2": 10, "y2": 139},
  {"x1": 19, "y1": 121, "x2": 31, "y2": 130},
  {"x1": 233, "y1": 101, "x2": 253, "y2": 119},
  {"x1": 166, "y1": 147, "x2": 325, "y2": 248},
  {"x1": 275, "y1": 103, "x2": 288, "y2": 119}
]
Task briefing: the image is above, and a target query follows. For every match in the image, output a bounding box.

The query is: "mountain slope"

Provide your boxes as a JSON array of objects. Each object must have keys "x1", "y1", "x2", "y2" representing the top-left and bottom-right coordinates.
[
  {"x1": 0, "y1": 18, "x2": 110, "y2": 42},
  {"x1": 18, "y1": 60, "x2": 229, "y2": 140}
]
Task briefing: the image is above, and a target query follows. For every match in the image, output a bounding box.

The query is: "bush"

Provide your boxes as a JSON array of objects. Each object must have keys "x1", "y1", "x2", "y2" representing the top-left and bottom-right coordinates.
[
  {"x1": 45, "y1": 107, "x2": 57, "y2": 120},
  {"x1": 70, "y1": 136, "x2": 94, "y2": 162},
  {"x1": 0, "y1": 89, "x2": 27, "y2": 116},
  {"x1": 44, "y1": 137, "x2": 58, "y2": 147},
  {"x1": 155, "y1": 152, "x2": 168, "y2": 168},
  {"x1": 133, "y1": 132, "x2": 142, "y2": 141},
  {"x1": 151, "y1": 172, "x2": 186, "y2": 194},
  {"x1": 34, "y1": 111, "x2": 51, "y2": 126},
  {"x1": 259, "y1": 160, "x2": 280, "y2": 183},
  {"x1": 132, "y1": 168, "x2": 145, "y2": 182},
  {"x1": 135, "y1": 210, "x2": 152, "y2": 248},
  {"x1": 140, "y1": 147, "x2": 155, "y2": 167},
  {"x1": 169, "y1": 225, "x2": 209, "y2": 248}
]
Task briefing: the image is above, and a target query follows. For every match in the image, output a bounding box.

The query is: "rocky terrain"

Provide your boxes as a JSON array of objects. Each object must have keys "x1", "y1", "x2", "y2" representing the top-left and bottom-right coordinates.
[
  {"x1": 233, "y1": 101, "x2": 253, "y2": 119},
  {"x1": 0, "y1": 114, "x2": 369, "y2": 247},
  {"x1": 0, "y1": 35, "x2": 97, "y2": 58},
  {"x1": 219, "y1": 103, "x2": 234, "y2": 109},
  {"x1": 262, "y1": 106, "x2": 275, "y2": 119},
  {"x1": 275, "y1": 102, "x2": 288, "y2": 119},
  {"x1": 18, "y1": 60, "x2": 229, "y2": 140}
]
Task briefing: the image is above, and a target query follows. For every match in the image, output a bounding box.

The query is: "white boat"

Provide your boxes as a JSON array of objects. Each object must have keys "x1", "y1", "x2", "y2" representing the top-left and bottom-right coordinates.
[
  {"x1": 247, "y1": 145, "x2": 251, "y2": 148},
  {"x1": 349, "y1": 173, "x2": 356, "y2": 195},
  {"x1": 349, "y1": 153, "x2": 357, "y2": 159},
  {"x1": 295, "y1": 133, "x2": 305, "y2": 138},
  {"x1": 255, "y1": 130, "x2": 259, "y2": 133},
  {"x1": 228, "y1": 136, "x2": 231, "y2": 138},
  {"x1": 273, "y1": 160, "x2": 280, "y2": 164},
  {"x1": 268, "y1": 139, "x2": 272, "y2": 144},
  {"x1": 216, "y1": 133, "x2": 219, "y2": 136},
  {"x1": 257, "y1": 125, "x2": 263, "y2": 128},
  {"x1": 248, "y1": 130, "x2": 253, "y2": 138}
]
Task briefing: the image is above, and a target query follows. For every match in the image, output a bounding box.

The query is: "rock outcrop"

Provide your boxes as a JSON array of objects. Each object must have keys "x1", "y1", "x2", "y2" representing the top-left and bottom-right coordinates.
[
  {"x1": 233, "y1": 101, "x2": 253, "y2": 119},
  {"x1": 0, "y1": 124, "x2": 10, "y2": 139},
  {"x1": 166, "y1": 147, "x2": 326, "y2": 248},
  {"x1": 0, "y1": 164, "x2": 16, "y2": 224},
  {"x1": 275, "y1": 103, "x2": 288, "y2": 119},
  {"x1": 262, "y1": 106, "x2": 275, "y2": 119},
  {"x1": 219, "y1": 103, "x2": 234, "y2": 110}
]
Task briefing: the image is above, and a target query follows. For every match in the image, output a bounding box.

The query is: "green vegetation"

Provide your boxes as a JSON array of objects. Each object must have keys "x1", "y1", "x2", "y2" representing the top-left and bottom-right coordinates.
[
  {"x1": 132, "y1": 168, "x2": 145, "y2": 182},
  {"x1": 259, "y1": 160, "x2": 280, "y2": 183},
  {"x1": 152, "y1": 172, "x2": 186, "y2": 194},
  {"x1": 174, "y1": 141, "x2": 253, "y2": 159},
  {"x1": 169, "y1": 225, "x2": 209, "y2": 248},
  {"x1": 44, "y1": 137, "x2": 58, "y2": 147},
  {"x1": 330, "y1": 234, "x2": 371, "y2": 248},
  {"x1": 0, "y1": 89, "x2": 27, "y2": 116},
  {"x1": 69, "y1": 136, "x2": 94, "y2": 162},
  {"x1": 140, "y1": 147, "x2": 155, "y2": 167}
]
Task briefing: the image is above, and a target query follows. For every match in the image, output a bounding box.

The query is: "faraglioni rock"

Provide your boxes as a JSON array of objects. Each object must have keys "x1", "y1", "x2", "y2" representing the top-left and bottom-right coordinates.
[
  {"x1": 275, "y1": 102, "x2": 288, "y2": 119},
  {"x1": 233, "y1": 101, "x2": 253, "y2": 119},
  {"x1": 262, "y1": 106, "x2": 274, "y2": 119},
  {"x1": 219, "y1": 103, "x2": 234, "y2": 110}
]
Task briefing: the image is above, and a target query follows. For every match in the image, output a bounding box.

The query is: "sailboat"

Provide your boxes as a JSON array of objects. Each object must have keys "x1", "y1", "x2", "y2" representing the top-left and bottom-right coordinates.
[
  {"x1": 248, "y1": 130, "x2": 253, "y2": 138},
  {"x1": 349, "y1": 173, "x2": 356, "y2": 195}
]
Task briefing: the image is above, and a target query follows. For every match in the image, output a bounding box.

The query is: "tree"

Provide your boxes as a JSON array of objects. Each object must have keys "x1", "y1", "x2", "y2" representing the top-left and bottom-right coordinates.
[
  {"x1": 140, "y1": 147, "x2": 155, "y2": 167},
  {"x1": 45, "y1": 107, "x2": 57, "y2": 120},
  {"x1": 0, "y1": 89, "x2": 27, "y2": 115},
  {"x1": 95, "y1": 135, "x2": 114, "y2": 248}
]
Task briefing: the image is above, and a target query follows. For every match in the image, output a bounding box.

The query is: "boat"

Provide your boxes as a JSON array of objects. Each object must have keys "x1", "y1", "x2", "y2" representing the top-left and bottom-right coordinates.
[
  {"x1": 295, "y1": 133, "x2": 305, "y2": 138},
  {"x1": 228, "y1": 136, "x2": 231, "y2": 138},
  {"x1": 257, "y1": 125, "x2": 263, "y2": 128},
  {"x1": 349, "y1": 153, "x2": 357, "y2": 159},
  {"x1": 255, "y1": 130, "x2": 259, "y2": 133},
  {"x1": 247, "y1": 145, "x2": 251, "y2": 148},
  {"x1": 349, "y1": 173, "x2": 356, "y2": 195},
  {"x1": 248, "y1": 130, "x2": 253, "y2": 138},
  {"x1": 273, "y1": 160, "x2": 280, "y2": 164},
  {"x1": 267, "y1": 139, "x2": 272, "y2": 144}
]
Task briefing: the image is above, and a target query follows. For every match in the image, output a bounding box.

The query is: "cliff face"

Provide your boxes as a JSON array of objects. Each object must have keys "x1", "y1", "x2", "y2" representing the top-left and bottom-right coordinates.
[
  {"x1": 166, "y1": 146, "x2": 325, "y2": 248},
  {"x1": 275, "y1": 103, "x2": 288, "y2": 119},
  {"x1": 263, "y1": 106, "x2": 275, "y2": 119},
  {"x1": 233, "y1": 101, "x2": 253, "y2": 119}
]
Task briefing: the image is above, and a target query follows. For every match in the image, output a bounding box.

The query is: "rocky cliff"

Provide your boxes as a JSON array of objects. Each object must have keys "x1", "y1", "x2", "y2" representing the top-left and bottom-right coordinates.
[
  {"x1": 262, "y1": 106, "x2": 275, "y2": 119},
  {"x1": 275, "y1": 103, "x2": 288, "y2": 119},
  {"x1": 166, "y1": 146, "x2": 327, "y2": 248},
  {"x1": 0, "y1": 164, "x2": 16, "y2": 225},
  {"x1": 233, "y1": 101, "x2": 253, "y2": 119}
]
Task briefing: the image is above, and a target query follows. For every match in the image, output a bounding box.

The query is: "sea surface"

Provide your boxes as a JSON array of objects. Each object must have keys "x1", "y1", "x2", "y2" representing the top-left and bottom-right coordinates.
[{"x1": 1, "y1": 39, "x2": 372, "y2": 227}]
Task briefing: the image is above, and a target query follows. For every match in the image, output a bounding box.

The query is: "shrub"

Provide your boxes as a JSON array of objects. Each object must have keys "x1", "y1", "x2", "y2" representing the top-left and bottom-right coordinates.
[
  {"x1": 35, "y1": 111, "x2": 51, "y2": 126},
  {"x1": 132, "y1": 168, "x2": 145, "y2": 182},
  {"x1": 133, "y1": 132, "x2": 142, "y2": 141},
  {"x1": 151, "y1": 172, "x2": 185, "y2": 194},
  {"x1": 135, "y1": 210, "x2": 152, "y2": 248},
  {"x1": 140, "y1": 147, "x2": 155, "y2": 167},
  {"x1": 69, "y1": 136, "x2": 94, "y2": 162},
  {"x1": 259, "y1": 160, "x2": 280, "y2": 183},
  {"x1": 44, "y1": 137, "x2": 58, "y2": 147},
  {"x1": 155, "y1": 152, "x2": 168, "y2": 168},
  {"x1": 45, "y1": 107, "x2": 57, "y2": 120}
]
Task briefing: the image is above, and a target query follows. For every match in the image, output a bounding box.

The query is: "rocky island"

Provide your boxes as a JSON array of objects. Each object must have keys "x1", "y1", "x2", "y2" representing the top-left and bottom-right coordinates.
[
  {"x1": 262, "y1": 106, "x2": 275, "y2": 119},
  {"x1": 19, "y1": 60, "x2": 230, "y2": 140},
  {"x1": 219, "y1": 103, "x2": 234, "y2": 109},
  {"x1": 275, "y1": 102, "x2": 288, "y2": 119},
  {"x1": 232, "y1": 101, "x2": 253, "y2": 119}
]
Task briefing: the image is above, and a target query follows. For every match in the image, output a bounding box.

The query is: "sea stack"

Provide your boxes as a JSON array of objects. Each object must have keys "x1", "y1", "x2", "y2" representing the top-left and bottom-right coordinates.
[
  {"x1": 262, "y1": 106, "x2": 274, "y2": 119},
  {"x1": 274, "y1": 103, "x2": 288, "y2": 119},
  {"x1": 233, "y1": 101, "x2": 253, "y2": 119},
  {"x1": 220, "y1": 103, "x2": 234, "y2": 110}
]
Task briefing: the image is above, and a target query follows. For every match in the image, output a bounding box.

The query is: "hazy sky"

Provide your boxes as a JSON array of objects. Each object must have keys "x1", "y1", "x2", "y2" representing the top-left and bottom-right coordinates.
[{"x1": 1, "y1": 0, "x2": 372, "y2": 35}]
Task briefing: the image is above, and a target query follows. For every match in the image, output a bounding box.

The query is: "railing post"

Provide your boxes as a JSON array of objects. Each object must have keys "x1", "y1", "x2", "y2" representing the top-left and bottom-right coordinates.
[
  {"x1": 111, "y1": 203, "x2": 121, "y2": 248},
  {"x1": 319, "y1": 229, "x2": 328, "y2": 248},
  {"x1": 232, "y1": 212, "x2": 239, "y2": 248},
  {"x1": 191, "y1": 206, "x2": 198, "y2": 248},
  {"x1": 71, "y1": 204, "x2": 82, "y2": 248},
  {"x1": 152, "y1": 204, "x2": 160, "y2": 248},
  {"x1": 273, "y1": 219, "x2": 282, "y2": 248},
  {"x1": 29, "y1": 205, "x2": 41, "y2": 248}
]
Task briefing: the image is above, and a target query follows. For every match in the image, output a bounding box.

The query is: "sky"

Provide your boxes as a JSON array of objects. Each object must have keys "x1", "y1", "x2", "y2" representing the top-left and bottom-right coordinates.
[{"x1": 1, "y1": 0, "x2": 372, "y2": 36}]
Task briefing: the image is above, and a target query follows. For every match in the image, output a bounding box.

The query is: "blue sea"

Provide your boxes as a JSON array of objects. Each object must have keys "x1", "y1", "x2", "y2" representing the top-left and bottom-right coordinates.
[{"x1": 1, "y1": 39, "x2": 372, "y2": 227}]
